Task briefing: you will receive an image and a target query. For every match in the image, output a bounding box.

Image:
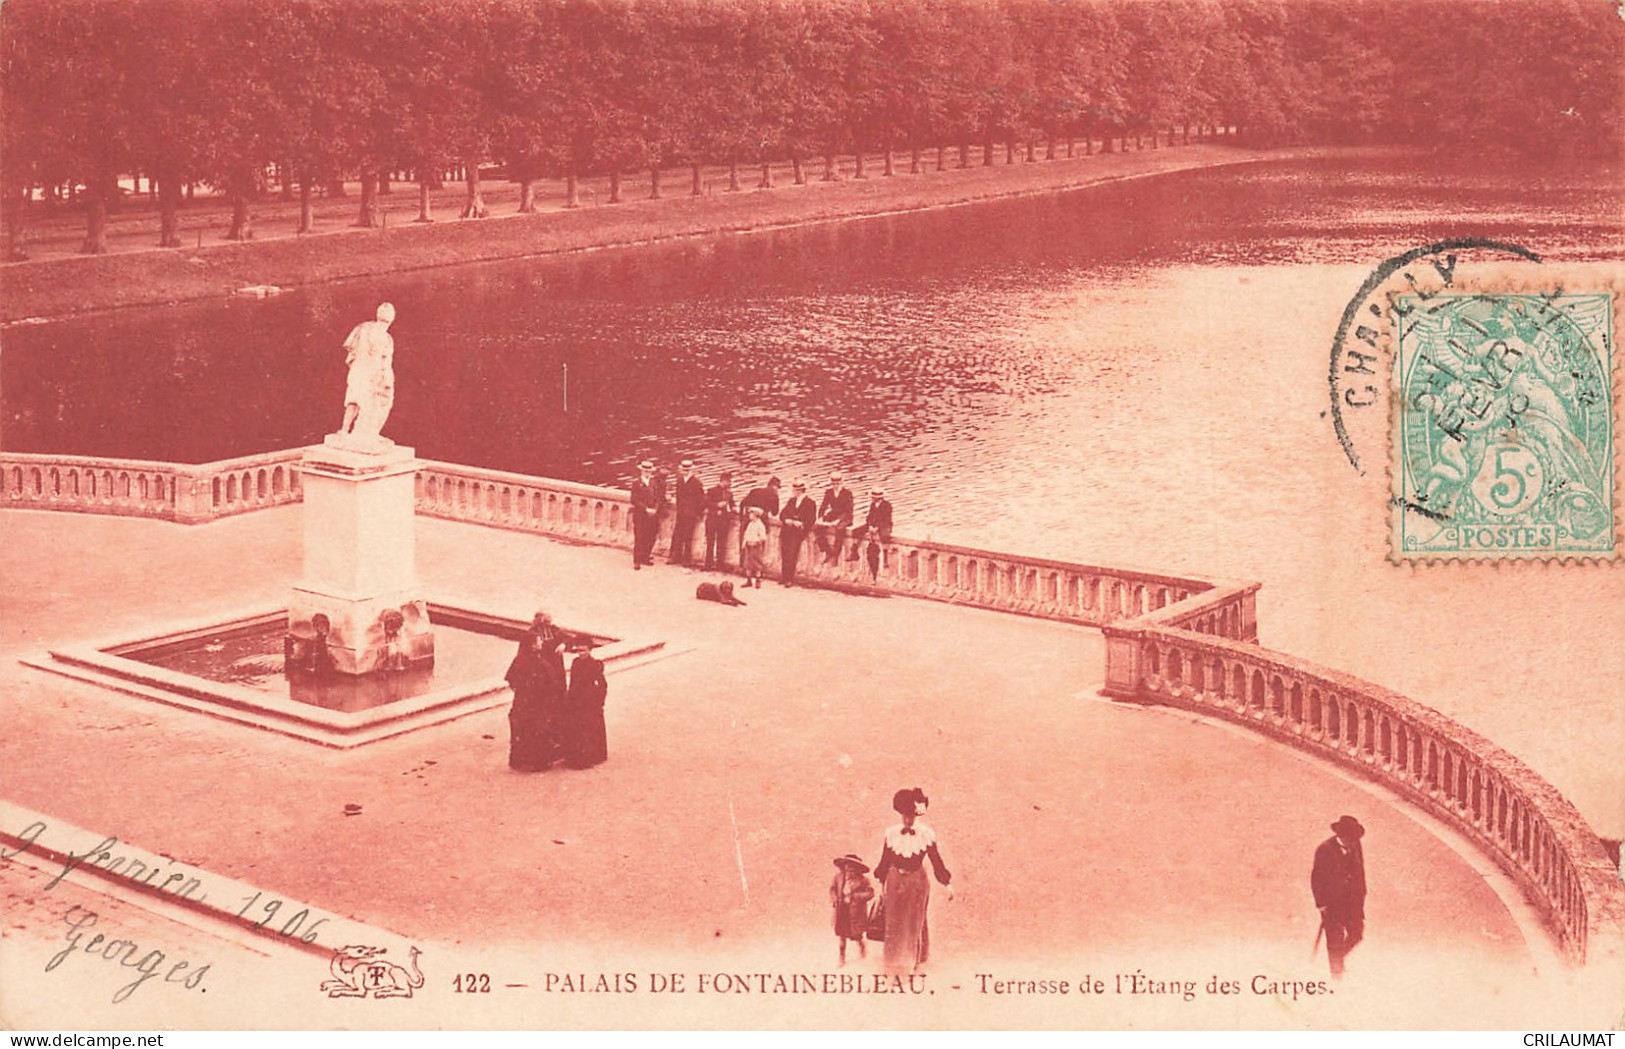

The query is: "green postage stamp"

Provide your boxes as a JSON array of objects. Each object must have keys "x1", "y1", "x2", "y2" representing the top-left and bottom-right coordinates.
[{"x1": 1391, "y1": 285, "x2": 1618, "y2": 561}]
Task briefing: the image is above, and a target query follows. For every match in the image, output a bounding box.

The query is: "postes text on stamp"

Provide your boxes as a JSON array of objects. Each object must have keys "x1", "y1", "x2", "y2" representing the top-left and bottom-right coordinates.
[{"x1": 1391, "y1": 289, "x2": 1616, "y2": 561}]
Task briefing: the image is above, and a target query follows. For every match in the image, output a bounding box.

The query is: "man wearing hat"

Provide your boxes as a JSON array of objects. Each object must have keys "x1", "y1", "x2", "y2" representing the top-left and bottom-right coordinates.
[
  {"x1": 629, "y1": 460, "x2": 663, "y2": 569},
  {"x1": 852, "y1": 488, "x2": 893, "y2": 579},
  {"x1": 816, "y1": 472, "x2": 855, "y2": 565},
  {"x1": 668, "y1": 458, "x2": 707, "y2": 567},
  {"x1": 829, "y1": 854, "x2": 876, "y2": 965},
  {"x1": 778, "y1": 480, "x2": 818, "y2": 586},
  {"x1": 1311, "y1": 815, "x2": 1367, "y2": 976}
]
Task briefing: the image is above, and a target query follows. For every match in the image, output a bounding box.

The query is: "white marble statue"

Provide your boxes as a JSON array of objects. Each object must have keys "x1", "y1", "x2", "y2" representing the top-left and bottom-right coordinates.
[{"x1": 340, "y1": 302, "x2": 397, "y2": 441}]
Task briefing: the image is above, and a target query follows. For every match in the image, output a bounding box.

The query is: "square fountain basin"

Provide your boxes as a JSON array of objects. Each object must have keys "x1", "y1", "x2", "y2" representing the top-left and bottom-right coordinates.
[{"x1": 25, "y1": 601, "x2": 663, "y2": 748}]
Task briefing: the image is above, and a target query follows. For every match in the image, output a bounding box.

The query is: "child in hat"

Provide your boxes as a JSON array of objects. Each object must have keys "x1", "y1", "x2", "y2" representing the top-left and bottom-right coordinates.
[
  {"x1": 741, "y1": 506, "x2": 769, "y2": 588},
  {"x1": 830, "y1": 853, "x2": 876, "y2": 964}
]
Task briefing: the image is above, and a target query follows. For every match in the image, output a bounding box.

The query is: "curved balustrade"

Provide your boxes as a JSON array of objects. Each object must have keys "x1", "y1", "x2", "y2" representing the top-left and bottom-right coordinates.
[
  {"x1": 6, "y1": 447, "x2": 1620, "y2": 963},
  {"x1": 1101, "y1": 623, "x2": 1625, "y2": 964},
  {"x1": 0, "y1": 450, "x2": 303, "y2": 523}
]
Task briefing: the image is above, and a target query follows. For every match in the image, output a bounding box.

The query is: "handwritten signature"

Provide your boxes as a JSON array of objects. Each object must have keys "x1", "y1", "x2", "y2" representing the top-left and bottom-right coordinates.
[{"x1": 46, "y1": 904, "x2": 212, "y2": 1004}]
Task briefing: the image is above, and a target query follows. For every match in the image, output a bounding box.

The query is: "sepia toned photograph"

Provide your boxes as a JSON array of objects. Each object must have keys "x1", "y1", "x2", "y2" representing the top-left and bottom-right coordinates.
[{"x1": 0, "y1": 0, "x2": 1621, "y2": 1033}]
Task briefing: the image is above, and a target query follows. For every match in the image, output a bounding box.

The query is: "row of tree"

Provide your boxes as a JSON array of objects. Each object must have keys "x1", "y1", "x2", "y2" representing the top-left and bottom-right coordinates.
[{"x1": 2, "y1": 0, "x2": 1620, "y2": 255}]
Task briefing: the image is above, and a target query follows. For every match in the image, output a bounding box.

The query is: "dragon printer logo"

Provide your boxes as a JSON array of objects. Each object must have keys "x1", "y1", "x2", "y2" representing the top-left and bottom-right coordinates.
[{"x1": 321, "y1": 944, "x2": 424, "y2": 999}]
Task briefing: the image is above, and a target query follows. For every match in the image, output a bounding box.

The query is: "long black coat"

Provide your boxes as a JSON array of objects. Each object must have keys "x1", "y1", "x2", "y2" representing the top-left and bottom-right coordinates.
[
  {"x1": 505, "y1": 642, "x2": 565, "y2": 770},
  {"x1": 1310, "y1": 837, "x2": 1366, "y2": 916},
  {"x1": 563, "y1": 653, "x2": 608, "y2": 768}
]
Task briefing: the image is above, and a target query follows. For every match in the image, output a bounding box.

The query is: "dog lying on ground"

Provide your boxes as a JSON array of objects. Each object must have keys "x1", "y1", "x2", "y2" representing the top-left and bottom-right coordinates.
[{"x1": 696, "y1": 581, "x2": 747, "y2": 607}]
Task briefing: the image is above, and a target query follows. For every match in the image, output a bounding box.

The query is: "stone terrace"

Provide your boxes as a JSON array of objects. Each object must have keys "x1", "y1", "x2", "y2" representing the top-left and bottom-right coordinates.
[{"x1": 0, "y1": 509, "x2": 1554, "y2": 988}]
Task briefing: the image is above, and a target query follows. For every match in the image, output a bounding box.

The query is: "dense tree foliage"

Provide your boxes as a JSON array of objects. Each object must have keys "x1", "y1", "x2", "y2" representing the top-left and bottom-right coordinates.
[{"x1": 2, "y1": 0, "x2": 1619, "y2": 253}]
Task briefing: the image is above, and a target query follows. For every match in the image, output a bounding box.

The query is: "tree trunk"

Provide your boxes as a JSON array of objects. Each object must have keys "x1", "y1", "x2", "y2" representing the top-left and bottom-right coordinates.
[
  {"x1": 823, "y1": 153, "x2": 837, "y2": 181},
  {"x1": 462, "y1": 162, "x2": 487, "y2": 218},
  {"x1": 326, "y1": 178, "x2": 346, "y2": 198},
  {"x1": 1066, "y1": 136, "x2": 1075, "y2": 158},
  {"x1": 853, "y1": 148, "x2": 866, "y2": 179},
  {"x1": 1004, "y1": 139, "x2": 1014, "y2": 164},
  {"x1": 1183, "y1": 123, "x2": 1191, "y2": 145},
  {"x1": 517, "y1": 177, "x2": 536, "y2": 213},
  {"x1": 5, "y1": 186, "x2": 27, "y2": 260},
  {"x1": 1134, "y1": 134, "x2": 1143, "y2": 150},
  {"x1": 415, "y1": 178, "x2": 433, "y2": 222},
  {"x1": 1085, "y1": 135, "x2": 1095, "y2": 155},
  {"x1": 727, "y1": 160, "x2": 740, "y2": 191},
  {"x1": 608, "y1": 169, "x2": 622, "y2": 203},
  {"x1": 298, "y1": 179, "x2": 315, "y2": 233},
  {"x1": 791, "y1": 154, "x2": 805, "y2": 185},
  {"x1": 757, "y1": 161, "x2": 772, "y2": 189},
  {"x1": 378, "y1": 170, "x2": 392, "y2": 195},
  {"x1": 690, "y1": 162, "x2": 702, "y2": 197},
  {"x1": 957, "y1": 140, "x2": 968, "y2": 168},
  {"x1": 80, "y1": 175, "x2": 109, "y2": 253},
  {"x1": 225, "y1": 186, "x2": 253, "y2": 241},
  {"x1": 983, "y1": 138, "x2": 995, "y2": 166},
  {"x1": 937, "y1": 144, "x2": 946, "y2": 171},
  {"x1": 650, "y1": 166, "x2": 662, "y2": 199},
  {"x1": 355, "y1": 172, "x2": 379, "y2": 227},
  {"x1": 910, "y1": 145, "x2": 922, "y2": 174},
  {"x1": 566, "y1": 171, "x2": 579, "y2": 207},
  {"x1": 1026, "y1": 138, "x2": 1036, "y2": 162},
  {"x1": 157, "y1": 173, "x2": 182, "y2": 246},
  {"x1": 1045, "y1": 135, "x2": 1056, "y2": 160},
  {"x1": 883, "y1": 145, "x2": 894, "y2": 176}
]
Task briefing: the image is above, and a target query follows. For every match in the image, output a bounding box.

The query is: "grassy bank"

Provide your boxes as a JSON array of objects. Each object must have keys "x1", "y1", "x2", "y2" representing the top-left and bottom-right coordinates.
[{"x1": 0, "y1": 143, "x2": 1330, "y2": 324}]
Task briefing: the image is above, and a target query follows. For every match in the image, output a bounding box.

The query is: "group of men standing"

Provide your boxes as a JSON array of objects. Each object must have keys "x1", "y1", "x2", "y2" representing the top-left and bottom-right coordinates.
[{"x1": 628, "y1": 458, "x2": 894, "y2": 586}]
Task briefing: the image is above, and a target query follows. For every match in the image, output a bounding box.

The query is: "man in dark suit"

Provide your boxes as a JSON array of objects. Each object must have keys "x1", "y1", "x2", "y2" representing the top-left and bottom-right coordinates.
[
  {"x1": 668, "y1": 459, "x2": 707, "y2": 566},
  {"x1": 851, "y1": 488, "x2": 893, "y2": 579},
  {"x1": 816, "y1": 472, "x2": 854, "y2": 565},
  {"x1": 629, "y1": 459, "x2": 662, "y2": 570},
  {"x1": 777, "y1": 480, "x2": 818, "y2": 586},
  {"x1": 1311, "y1": 814, "x2": 1366, "y2": 976},
  {"x1": 703, "y1": 471, "x2": 735, "y2": 571}
]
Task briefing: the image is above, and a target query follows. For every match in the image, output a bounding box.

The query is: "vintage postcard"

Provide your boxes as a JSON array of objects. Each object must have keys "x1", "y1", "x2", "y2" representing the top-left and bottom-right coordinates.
[{"x1": 1, "y1": 0, "x2": 1622, "y2": 1035}]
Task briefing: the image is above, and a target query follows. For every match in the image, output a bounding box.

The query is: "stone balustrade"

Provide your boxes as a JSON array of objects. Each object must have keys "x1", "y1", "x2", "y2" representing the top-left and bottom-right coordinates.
[
  {"x1": 1100, "y1": 621, "x2": 1625, "y2": 965},
  {"x1": 1, "y1": 449, "x2": 303, "y2": 523},
  {"x1": 5, "y1": 446, "x2": 1621, "y2": 963},
  {"x1": 414, "y1": 459, "x2": 1216, "y2": 628}
]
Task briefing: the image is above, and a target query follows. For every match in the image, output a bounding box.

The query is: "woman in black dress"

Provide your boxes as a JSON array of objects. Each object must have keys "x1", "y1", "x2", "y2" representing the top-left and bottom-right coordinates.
[
  {"x1": 505, "y1": 618, "x2": 566, "y2": 771},
  {"x1": 562, "y1": 641, "x2": 608, "y2": 768}
]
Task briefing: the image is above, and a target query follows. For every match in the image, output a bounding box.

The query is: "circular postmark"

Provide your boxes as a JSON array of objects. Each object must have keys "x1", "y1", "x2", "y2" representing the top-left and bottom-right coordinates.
[{"x1": 1328, "y1": 237, "x2": 1541, "y2": 474}]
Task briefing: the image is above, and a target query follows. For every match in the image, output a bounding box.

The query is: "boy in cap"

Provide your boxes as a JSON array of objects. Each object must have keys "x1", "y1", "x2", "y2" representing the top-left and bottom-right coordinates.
[
  {"x1": 830, "y1": 854, "x2": 876, "y2": 964},
  {"x1": 740, "y1": 506, "x2": 769, "y2": 588}
]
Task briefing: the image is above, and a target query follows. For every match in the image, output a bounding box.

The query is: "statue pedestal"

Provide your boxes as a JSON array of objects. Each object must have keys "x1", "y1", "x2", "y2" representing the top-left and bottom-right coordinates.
[{"x1": 286, "y1": 437, "x2": 434, "y2": 676}]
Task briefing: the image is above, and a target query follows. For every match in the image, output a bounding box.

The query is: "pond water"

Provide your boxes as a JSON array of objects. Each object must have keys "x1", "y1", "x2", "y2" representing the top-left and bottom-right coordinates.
[{"x1": 6, "y1": 151, "x2": 1623, "y2": 829}]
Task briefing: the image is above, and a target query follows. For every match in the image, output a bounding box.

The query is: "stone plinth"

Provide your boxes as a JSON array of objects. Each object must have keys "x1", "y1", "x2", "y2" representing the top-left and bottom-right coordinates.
[{"x1": 287, "y1": 436, "x2": 433, "y2": 675}]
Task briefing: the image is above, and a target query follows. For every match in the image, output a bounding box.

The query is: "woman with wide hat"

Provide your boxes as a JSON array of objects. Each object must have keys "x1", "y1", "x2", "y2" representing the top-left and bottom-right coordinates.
[{"x1": 873, "y1": 787, "x2": 952, "y2": 971}]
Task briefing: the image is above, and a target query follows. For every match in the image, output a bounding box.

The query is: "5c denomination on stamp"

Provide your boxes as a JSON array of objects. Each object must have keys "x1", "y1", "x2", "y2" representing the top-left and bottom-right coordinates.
[{"x1": 1390, "y1": 283, "x2": 1618, "y2": 561}]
